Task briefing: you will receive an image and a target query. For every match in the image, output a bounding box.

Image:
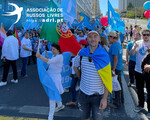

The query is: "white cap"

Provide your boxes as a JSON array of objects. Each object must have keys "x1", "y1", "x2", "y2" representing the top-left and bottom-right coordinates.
[{"x1": 87, "y1": 31, "x2": 99, "y2": 36}]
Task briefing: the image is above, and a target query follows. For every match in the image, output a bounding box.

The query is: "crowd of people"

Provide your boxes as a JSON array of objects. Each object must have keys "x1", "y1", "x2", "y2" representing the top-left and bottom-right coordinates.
[{"x1": 0, "y1": 24, "x2": 150, "y2": 120}]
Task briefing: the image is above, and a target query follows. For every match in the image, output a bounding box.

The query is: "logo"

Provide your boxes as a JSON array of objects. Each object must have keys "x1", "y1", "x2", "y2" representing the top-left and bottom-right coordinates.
[
  {"x1": 3, "y1": 3, "x2": 23, "y2": 24},
  {"x1": 56, "y1": 21, "x2": 72, "y2": 38},
  {"x1": 139, "y1": 46, "x2": 147, "y2": 56}
]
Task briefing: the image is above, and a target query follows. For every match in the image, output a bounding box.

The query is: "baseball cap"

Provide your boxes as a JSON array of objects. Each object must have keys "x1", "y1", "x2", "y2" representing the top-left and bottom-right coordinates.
[
  {"x1": 79, "y1": 39, "x2": 88, "y2": 45},
  {"x1": 107, "y1": 31, "x2": 118, "y2": 37},
  {"x1": 87, "y1": 31, "x2": 99, "y2": 36}
]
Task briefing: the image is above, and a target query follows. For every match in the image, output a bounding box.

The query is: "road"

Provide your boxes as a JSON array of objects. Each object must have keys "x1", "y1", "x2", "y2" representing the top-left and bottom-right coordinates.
[{"x1": 123, "y1": 18, "x2": 148, "y2": 29}]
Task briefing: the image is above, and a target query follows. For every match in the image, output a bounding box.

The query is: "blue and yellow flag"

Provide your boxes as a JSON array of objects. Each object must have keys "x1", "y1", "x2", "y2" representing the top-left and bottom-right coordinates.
[{"x1": 78, "y1": 45, "x2": 112, "y2": 93}]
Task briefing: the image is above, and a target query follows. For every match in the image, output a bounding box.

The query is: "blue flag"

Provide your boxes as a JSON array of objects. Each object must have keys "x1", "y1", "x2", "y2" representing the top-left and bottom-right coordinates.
[
  {"x1": 108, "y1": 0, "x2": 125, "y2": 33},
  {"x1": 37, "y1": 51, "x2": 71, "y2": 101},
  {"x1": 72, "y1": 19, "x2": 79, "y2": 27},
  {"x1": 77, "y1": 13, "x2": 92, "y2": 30},
  {"x1": 61, "y1": 0, "x2": 77, "y2": 24}
]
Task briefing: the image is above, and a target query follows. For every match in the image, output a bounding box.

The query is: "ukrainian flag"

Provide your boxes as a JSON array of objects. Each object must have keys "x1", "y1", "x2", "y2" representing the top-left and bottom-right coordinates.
[{"x1": 78, "y1": 45, "x2": 112, "y2": 93}]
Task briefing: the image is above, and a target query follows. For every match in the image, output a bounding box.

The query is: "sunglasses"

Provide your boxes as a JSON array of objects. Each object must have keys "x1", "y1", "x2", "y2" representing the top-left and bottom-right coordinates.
[
  {"x1": 88, "y1": 57, "x2": 92, "y2": 62},
  {"x1": 143, "y1": 34, "x2": 150, "y2": 36},
  {"x1": 88, "y1": 53, "x2": 92, "y2": 62}
]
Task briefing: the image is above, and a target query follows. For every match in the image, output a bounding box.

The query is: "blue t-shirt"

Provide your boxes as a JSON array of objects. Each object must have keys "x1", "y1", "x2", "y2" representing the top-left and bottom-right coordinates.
[
  {"x1": 119, "y1": 33, "x2": 125, "y2": 43},
  {"x1": 126, "y1": 41, "x2": 136, "y2": 62},
  {"x1": 108, "y1": 42, "x2": 123, "y2": 70}
]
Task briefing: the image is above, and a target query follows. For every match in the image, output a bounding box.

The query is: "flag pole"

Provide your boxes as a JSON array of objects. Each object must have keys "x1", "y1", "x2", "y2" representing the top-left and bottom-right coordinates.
[{"x1": 37, "y1": 39, "x2": 41, "y2": 53}]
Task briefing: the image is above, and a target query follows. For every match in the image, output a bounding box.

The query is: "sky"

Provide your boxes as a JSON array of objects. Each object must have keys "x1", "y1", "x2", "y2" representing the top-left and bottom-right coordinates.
[{"x1": 99, "y1": 0, "x2": 119, "y2": 16}]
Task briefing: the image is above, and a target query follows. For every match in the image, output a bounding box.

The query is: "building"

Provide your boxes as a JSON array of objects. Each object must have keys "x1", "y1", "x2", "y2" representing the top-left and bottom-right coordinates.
[
  {"x1": 119, "y1": 0, "x2": 127, "y2": 12},
  {"x1": 119, "y1": 0, "x2": 147, "y2": 12},
  {"x1": 75, "y1": 0, "x2": 93, "y2": 19},
  {"x1": 92, "y1": 0, "x2": 101, "y2": 18}
]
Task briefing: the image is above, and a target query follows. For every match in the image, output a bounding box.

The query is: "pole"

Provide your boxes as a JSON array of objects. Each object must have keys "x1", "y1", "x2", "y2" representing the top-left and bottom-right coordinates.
[
  {"x1": 134, "y1": 0, "x2": 137, "y2": 25},
  {"x1": 37, "y1": 39, "x2": 41, "y2": 53}
]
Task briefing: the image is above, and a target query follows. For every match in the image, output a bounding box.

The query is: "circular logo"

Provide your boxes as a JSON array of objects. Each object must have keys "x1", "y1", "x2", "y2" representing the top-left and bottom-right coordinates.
[
  {"x1": 139, "y1": 46, "x2": 147, "y2": 56},
  {"x1": 56, "y1": 21, "x2": 72, "y2": 38}
]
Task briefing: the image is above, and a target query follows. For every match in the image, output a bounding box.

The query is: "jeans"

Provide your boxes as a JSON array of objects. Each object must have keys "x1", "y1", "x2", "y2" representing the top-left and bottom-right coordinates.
[
  {"x1": 21, "y1": 57, "x2": 28, "y2": 77},
  {"x1": 78, "y1": 91, "x2": 103, "y2": 120},
  {"x1": 113, "y1": 69, "x2": 124, "y2": 108},
  {"x1": 135, "y1": 71, "x2": 150, "y2": 112},
  {"x1": 129, "y1": 60, "x2": 136, "y2": 84},
  {"x1": 28, "y1": 51, "x2": 36, "y2": 64},
  {"x1": 2, "y1": 59, "x2": 18, "y2": 82},
  {"x1": 70, "y1": 75, "x2": 79, "y2": 102}
]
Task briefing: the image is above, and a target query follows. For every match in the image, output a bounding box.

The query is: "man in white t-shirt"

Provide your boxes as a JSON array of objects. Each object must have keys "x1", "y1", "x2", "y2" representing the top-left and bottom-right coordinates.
[
  {"x1": 20, "y1": 32, "x2": 32, "y2": 77},
  {"x1": 0, "y1": 30, "x2": 19, "y2": 86},
  {"x1": 130, "y1": 29, "x2": 150, "y2": 118}
]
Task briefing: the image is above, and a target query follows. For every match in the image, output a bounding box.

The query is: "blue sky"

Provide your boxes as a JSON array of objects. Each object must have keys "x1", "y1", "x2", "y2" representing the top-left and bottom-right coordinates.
[{"x1": 99, "y1": 0, "x2": 119, "y2": 16}]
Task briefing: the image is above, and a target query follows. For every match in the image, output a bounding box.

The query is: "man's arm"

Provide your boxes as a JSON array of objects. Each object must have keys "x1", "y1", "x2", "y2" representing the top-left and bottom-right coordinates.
[
  {"x1": 36, "y1": 52, "x2": 49, "y2": 63},
  {"x1": 100, "y1": 87, "x2": 108, "y2": 110},
  {"x1": 112, "y1": 55, "x2": 118, "y2": 71},
  {"x1": 22, "y1": 45, "x2": 32, "y2": 52},
  {"x1": 73, "y1": 66, "x2": 81, "y2": 80},
  {"x1": 126, "y1": 49, "x2": 129, "y2": 65},
  {"x1": 130, "y1": 42, "x2": 138, "y2": 55}
]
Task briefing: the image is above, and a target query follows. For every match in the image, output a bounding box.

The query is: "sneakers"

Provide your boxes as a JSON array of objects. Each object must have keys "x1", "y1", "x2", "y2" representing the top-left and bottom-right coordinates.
[
  {"x1": 64, "y1": 88, "x2": 69, "y2": 92},
  {"x1": 0, "y1": 81, "x2": 7, "y2": 87},
  {"x1": 75, "y1": 85, "x2": 80, "y2": 91},
  {"x1": 146, "y1": 112, "x2": 150, "y2": 119},
  {"x1": 66, "y1": 101, "x2": 76, "y2": 106},
  {"x1": 11, "y1": 79, "x2": 18, "y2": 84},
  {"x1": 55, "y1": 105, "x2": 65, "y2": 112},
  {"x1": 134, "y1": 106, "x2": 144, "y2": 113},
  {"x1": 128, "y1": 82, "x2": 134, "y2": 87}
]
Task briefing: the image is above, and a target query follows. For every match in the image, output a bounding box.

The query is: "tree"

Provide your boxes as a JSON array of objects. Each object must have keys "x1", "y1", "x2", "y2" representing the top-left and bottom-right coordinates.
[
  {"x1": 127, "y1": 2, "x2": 134, "y2": 10},
  {"x1": 135, "y1": 7, "x2": 145, "y2": 18},
  {"x1": 126, "y1": 10, "x2": 135, "y2": 18}
]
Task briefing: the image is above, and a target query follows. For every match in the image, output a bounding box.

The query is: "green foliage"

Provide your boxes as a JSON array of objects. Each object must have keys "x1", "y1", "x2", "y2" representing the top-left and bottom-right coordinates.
[
  {"x1": 135, "y1": 7, "x2": 145, "y2": 18},
  {"x1": 126, "y1": 11, "x2": 135, "y2": 18},
  {"x1": 127, "y1": 2, "x2": 134, "y2": 10}
]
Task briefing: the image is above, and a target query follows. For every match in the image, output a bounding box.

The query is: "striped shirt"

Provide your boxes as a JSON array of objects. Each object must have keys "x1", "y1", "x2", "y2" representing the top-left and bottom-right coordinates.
[{"x1": 74, "y1": 55, "x2": 104, "y2": 95}]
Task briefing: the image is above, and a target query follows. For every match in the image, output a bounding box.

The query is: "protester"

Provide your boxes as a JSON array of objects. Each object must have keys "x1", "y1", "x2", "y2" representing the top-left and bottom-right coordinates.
[
  {"x1": 129, "y1": 25, "x2": 133, "y2": 41},
  {"x1": 119, "y1": 32, "x2": 125, "y2": 46},
  {"x1": 76, "y1": 30, "x2": 87, "y2": 42},
  {"x1": 66, "y1": 39, "x2": 88, "y2": 106},
  {"x1": 132, "y1": 25, "x2": 138, "y2": 38},
  {"x1": 141, "y1": 47, "x2": 150, "y2": 118},
  {"x1": 126, "y1": 32, "x2": 141, "y2": 87},
  {"x1": 28, "y1": 32, "x2": 36, "y2": 65},
  {"x1": 74, "y1": 31, "x2": 110, "y2": 120},
  {"x1": 125, "y1": 27, "x2": 129, "y2": 41},
  {"x1": 20, "y1": 32, "x2": 32, "y2": 77},
  {"x1": 36, "y1": 43, "x2": 64, "y2": 120},
  {"x1": 108, "y1": 31, "x2": 124, "y2": 109},
  {"x1": 100, "y1": 36, "x2": 109, "y2": 52},
  {"x1": 0, "y1": 30, "x2": 19, "y2": 86},
  {"x1": 130, "y1": 29, "x2": 150, "y2": 117}
]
